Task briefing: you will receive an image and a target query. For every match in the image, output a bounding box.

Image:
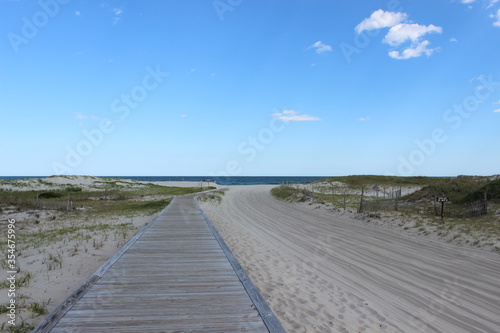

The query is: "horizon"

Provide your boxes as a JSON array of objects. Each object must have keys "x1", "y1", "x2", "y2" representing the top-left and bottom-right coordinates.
[
  {"x1": 1, "y1": 1, "x2": 499, "y2": 177},
  {"x1": 1, "y1": 174, "x2": 498, "y2": 179}
]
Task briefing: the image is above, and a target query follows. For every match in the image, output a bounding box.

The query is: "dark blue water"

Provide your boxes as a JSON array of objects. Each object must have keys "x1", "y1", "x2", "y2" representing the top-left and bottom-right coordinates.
[
  {"x1": 118, "y1": 176, "x2": 325, "y2": 185},
  {"x1": 0, "y1": 176, "x2": 325, "y2": 186}
]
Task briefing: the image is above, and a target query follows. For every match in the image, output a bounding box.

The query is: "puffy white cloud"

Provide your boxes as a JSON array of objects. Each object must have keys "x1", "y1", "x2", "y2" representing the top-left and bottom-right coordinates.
[
  {"x1": 355, "y1": 9, "x2": 407, "y2": 33},
  {"x1": 309, "y1": 41, "x2": 332, "y2": 54},
  {"x1": 355, "y1": 10, "x2": 442, "y2": 60},
  {"x1": 388, "y1": 40, "x2": 437, "y2": 60},
  {"x1": 271, "y1": 110, "x2": 321, "y2": 122},
  {"x1": 383, "y1": 23, "x2": 442, "y2": 46}
]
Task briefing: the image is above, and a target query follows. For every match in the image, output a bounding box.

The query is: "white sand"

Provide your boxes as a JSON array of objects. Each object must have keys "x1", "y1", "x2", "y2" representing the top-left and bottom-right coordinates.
[
  {"x1": 139, "y1": 180, "x2": 219, "y2": 189},
  {"x1": 200, "y1": 185, "x2": 500, "y2": 333}
]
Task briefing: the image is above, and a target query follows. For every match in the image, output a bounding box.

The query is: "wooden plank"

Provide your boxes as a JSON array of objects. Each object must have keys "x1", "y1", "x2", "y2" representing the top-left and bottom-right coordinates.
[{"x1": 34, "y1": 194, "x2": 280, "y2": 332}]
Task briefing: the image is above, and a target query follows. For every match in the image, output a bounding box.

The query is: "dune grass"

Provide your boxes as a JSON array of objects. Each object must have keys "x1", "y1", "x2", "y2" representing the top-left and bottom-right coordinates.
[{"x1": 0, "y1": 182, "x2": 212, "y2": 215}]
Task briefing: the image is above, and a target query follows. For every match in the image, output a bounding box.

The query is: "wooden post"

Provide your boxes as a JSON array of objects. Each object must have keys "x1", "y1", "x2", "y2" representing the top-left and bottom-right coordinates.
[
  {"x1": 484, "y1": 192, "x2": 488, "y2": 215},
  {"x1": 359, "y1": 186, "x2": 364, "y2": 213},
  {"x1": 331, "y1": 188, "x2": 335, "y2": 207},
  {"x1": 434, "y1": 194, "x2": 437, "y2": 215},
  {"x1": 343, "y1": 189, "x2": 346, "y2": 210},
  {"x1": 436, "y1": 197, "x2": 448, "y2": 220}
]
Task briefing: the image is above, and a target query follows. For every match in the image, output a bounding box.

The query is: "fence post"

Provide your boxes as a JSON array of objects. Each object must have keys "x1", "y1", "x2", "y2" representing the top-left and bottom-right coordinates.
[
  {"x1": 331, "y1": 188, "x2": 335, "y2": 208},
  {"x1": 359, "y1": 187, "x2": 364, "y2": 213},
  {"x1": 484, "y1": 192, "x2": 488, "y2": 215},
  {"x1": 343, "y1": 189, "x2": 346, "y2": 210}
]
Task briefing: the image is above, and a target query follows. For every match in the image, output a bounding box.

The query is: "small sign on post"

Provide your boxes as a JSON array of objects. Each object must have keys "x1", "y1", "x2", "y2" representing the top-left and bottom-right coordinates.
[{"x1": 436, "y1": 197, "x2": 449, "y2": 220}]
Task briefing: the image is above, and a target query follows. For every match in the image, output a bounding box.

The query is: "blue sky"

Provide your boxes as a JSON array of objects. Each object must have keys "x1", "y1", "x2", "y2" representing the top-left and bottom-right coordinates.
[{"x1": 1, "y1": 0, "x2": 499, "y2": 177}]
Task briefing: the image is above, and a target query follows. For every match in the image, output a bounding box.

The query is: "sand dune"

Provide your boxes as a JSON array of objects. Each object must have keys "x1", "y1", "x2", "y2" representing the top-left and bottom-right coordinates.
[{"x1": 200, "y1": 185, "x2": 500, "y2": 333}]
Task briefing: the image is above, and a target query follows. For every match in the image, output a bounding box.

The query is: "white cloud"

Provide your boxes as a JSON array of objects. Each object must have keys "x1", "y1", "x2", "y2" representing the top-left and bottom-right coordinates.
[
  {"x1": 462, "y1": 0, "x2": 500, "y2": 24},
  {"x1": 383, "y1": 23, "x2": 442, "y2": 46},
  {"x1": 358, "y1": 116, "x2": 371, "y2": 122},
  {"x1": 492, "y1": 9, "x2": 500, "y2": 27},
  {"x1": 487, "y1": 0, "x2": 499, "y2": 8},
  {"x1": 75, "y1": 11, "x2": 81, "y2": 16},
  {"x1": 181, "y1": 114, "x2": 187, "y2": 118},
  {"x1": 450, "y1": 37, "x2": 458, "y2": 43},
  {"x1": 112, "y1": 7, "x2": 123, "y2": 24},
  {"x1": 355, "y1": 9, "x2": 407, "y2": 33},
  {"x1": 271, "y1": 110, "x2": 321, "y2": 122},
  {"x1": 493, "y1": 109, "x2": 500, "y2": 113},
  {"x1": 472, "y1": 74, "x2": 487, "y2": 82},
  {"x1": 388, "y1": 40, "x2": 438, "y2": 60},
  {"x1": 493, "y1": 100, "x2": 500, "y2": 104},
  {"x1": 309, "y1": 41, "x2": 332, "y2": 54},
  {"x1": 355, "y1": 10, "x2": 442, "y2": 60}
]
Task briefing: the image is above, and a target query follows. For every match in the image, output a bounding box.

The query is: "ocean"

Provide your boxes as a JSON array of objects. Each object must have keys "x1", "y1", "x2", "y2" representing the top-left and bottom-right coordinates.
[{"x1": 0, "y1": 176, "x2": 326, "y2": 186}]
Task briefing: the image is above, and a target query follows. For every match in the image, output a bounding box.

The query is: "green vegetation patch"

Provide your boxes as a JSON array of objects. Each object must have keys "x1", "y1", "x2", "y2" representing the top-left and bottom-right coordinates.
[
  {"x1": 271, "y1": 186, "x2": 312, "y2": 203},
  {"x1": 0, "y1": 182, "x2": 209, "y2": 215},
  {"x1": 318, "y1": 175, "x2": 436, "y2": 187},
  {"x1": 198, "y1": 190, "x2": 225, "y2": 204},
  {"x1": 460, "y1": 180, "x2": 500, "y2": 203}
]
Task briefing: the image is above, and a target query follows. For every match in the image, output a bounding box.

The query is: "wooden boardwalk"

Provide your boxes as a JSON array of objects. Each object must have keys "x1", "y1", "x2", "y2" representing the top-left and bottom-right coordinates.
[{"x1": 33, "y1": 194, "x2": 285, "y2": 333}]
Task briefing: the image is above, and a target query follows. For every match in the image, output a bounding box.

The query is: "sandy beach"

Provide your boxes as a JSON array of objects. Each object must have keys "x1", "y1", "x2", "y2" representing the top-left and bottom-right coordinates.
[
  {"x1": 2, "y1": 177, "x2": 499, "y2": 332},
  {"x1": 200, "y1": 185, "x2": 500, "y2": 333}
]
